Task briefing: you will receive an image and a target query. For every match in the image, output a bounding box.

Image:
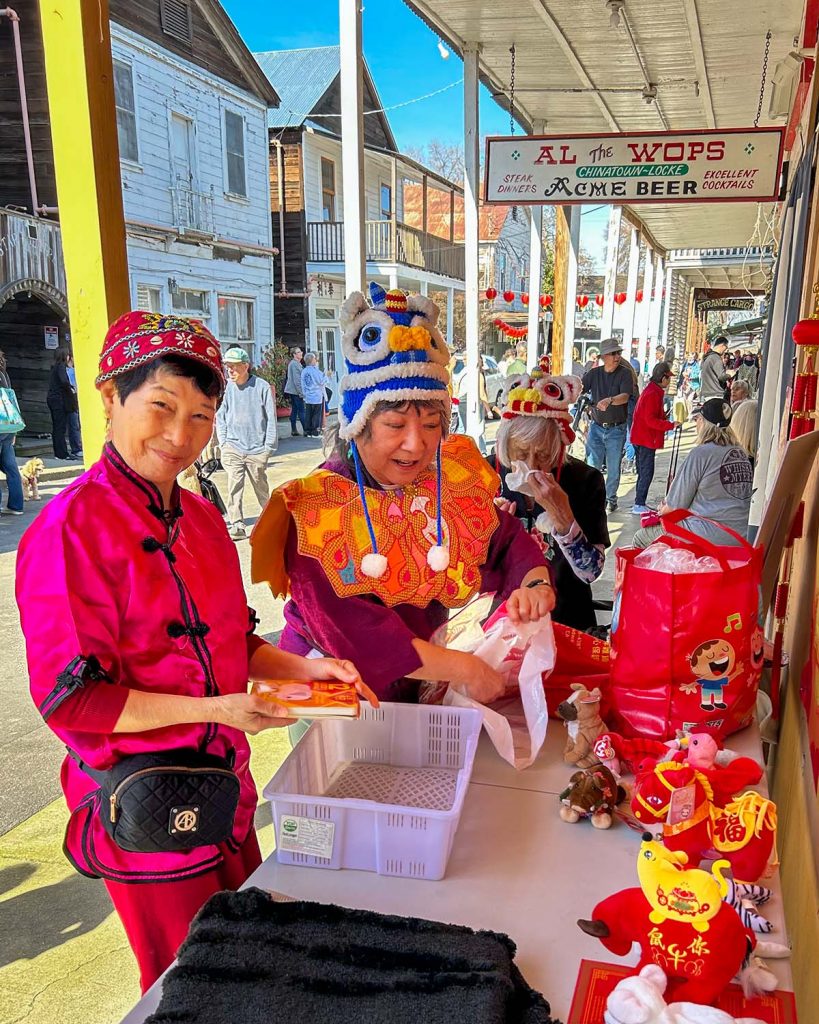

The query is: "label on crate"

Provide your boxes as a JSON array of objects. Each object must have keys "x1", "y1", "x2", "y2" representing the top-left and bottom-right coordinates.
[{"x1": 278, "y1": 815, "x2": 335, "y2": 859}]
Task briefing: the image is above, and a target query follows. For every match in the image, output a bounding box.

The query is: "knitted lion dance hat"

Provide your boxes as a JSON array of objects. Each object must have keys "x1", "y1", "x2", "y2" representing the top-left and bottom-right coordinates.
[
  {"x1": 338, "y1": 283, "x2": 452, "y2": 579},
  {"x1": 501, "y1": 358, "x2": 583, "y2": 446}
]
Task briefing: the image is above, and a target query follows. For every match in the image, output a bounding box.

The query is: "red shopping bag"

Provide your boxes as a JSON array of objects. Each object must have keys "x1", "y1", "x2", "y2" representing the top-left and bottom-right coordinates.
[
  {"x1": 608, "y1": 510, "x2": 763, "y2": 741},
  {"x1": 544, "y1": 623, "x2": 611, "y2": 718}
]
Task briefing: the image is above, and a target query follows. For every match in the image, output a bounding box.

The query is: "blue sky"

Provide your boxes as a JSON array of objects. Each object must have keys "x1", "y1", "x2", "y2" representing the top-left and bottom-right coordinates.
[{"x1": 223, "y1": 0, "x2": 609, "y2": 267}]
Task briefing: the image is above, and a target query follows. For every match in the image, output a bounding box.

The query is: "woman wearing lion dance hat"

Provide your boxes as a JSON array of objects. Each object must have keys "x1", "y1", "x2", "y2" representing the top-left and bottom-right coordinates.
[{"x1": 251, "y1": 285, "x2": 556, "y2": 704}]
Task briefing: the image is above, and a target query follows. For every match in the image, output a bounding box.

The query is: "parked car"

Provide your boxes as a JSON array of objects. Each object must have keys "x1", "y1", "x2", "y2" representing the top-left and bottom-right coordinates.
[{"x1": 451, "y1": 354, "x2": 505, "y2": 409}]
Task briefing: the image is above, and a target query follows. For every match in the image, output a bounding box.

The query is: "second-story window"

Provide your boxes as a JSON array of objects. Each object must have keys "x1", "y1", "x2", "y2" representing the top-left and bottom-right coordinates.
[
  {"x1": 172, "y1": 288, "x2": 209, "y2": 316},
  {"x1": 113, "y1": 59, "x2": 139, "y2": 164},
  {"x1": 380, "y1": 183, "x2": 392, "y2": 220},
  {"x1": 321, "y1": 157, "x2": 336, "y2": 221},
  {"x1": 218, "y1": 296, "x2": 254, "y2": 342},
  {"x1": 224, "y1": 110, "x2": 247, "y2": 197}
]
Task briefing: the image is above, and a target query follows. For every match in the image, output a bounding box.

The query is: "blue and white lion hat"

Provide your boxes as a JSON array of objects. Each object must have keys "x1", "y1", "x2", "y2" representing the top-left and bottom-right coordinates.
[{"x1": 338, "y1": 283, "x2": 451, "y2": 440}]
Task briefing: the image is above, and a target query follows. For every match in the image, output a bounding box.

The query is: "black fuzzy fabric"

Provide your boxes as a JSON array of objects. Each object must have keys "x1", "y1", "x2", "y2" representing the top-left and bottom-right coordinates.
[{"x1": 146, "y1": 888, "x2": 560, "y2": 1024}]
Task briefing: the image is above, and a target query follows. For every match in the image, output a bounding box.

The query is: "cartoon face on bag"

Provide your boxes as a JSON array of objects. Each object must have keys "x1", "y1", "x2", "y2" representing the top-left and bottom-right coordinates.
[
  {"x1": 689, "y1": 639, "x2": 736, "y2": 682},
  {"x1": 750, "y1": 625, "x2": 764, "y2": 673}
]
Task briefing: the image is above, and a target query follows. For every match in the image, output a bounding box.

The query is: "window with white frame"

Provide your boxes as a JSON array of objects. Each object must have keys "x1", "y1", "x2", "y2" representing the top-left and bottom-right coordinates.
[
  {"x1": 136, "y1": 283, "x2": 162, "y2": 312},
  {"x1": 218, "y1": 296, "x2": 254, "y2": 342},
  {"x1": 380, "y1": 183, "x2": 392, "y2": 220},
  {"x1": 224, "y1": 110, "x2": 247, "y2": 197},
  {"x1": 172, "y1": 288, "x2": 210, "y2": 315},
  {"x1": 113, "y1": 59, "x2": 139, "y2": 163},
  {"x1": 321, "y1": 158, "x2": 336, "y2": 221}
]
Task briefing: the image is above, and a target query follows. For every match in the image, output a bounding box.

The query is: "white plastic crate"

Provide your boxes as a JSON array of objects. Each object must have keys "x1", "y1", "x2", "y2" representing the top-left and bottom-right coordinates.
[{"x1": 263, "y1": 703, "x2": 482, "y2": 880}]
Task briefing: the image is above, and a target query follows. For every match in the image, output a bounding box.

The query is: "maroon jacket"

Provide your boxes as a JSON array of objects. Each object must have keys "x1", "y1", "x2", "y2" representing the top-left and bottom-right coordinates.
[{"x1": 630, "y1": 380, "x2": 675, "y2": 449}]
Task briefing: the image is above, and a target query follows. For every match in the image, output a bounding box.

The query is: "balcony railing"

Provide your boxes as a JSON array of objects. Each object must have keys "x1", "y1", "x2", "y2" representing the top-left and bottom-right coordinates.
[
  {"x1": 0, "y1": 208, "x2": 65, "y2": 300},
  {"x1": 171, "y1": 185, "x2": 215, "y2": 235},
  {"x1": 307, "y1": 219, "x2": 465, "y2": 281}
]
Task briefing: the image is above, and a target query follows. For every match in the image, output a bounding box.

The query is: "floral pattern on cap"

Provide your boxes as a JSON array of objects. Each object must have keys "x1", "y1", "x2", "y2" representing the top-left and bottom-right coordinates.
[{"x1": 96, "y1": 311, "x2": 225, "y2": 394}]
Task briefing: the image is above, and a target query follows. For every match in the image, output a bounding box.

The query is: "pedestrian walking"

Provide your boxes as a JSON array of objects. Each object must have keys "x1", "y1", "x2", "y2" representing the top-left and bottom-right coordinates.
[
  {"x1": 301, "y1": 353, "x2": 327, "y2": 437},
  {"x1": 699, "y1": 336, "x2": 730, "y2": 402},
  {"x1": 581, "y1": 337, "x2": 635, "y2": 513},
  {"x1": 47, "y1": 349, "x2": 80, "y2": 460},
  {"x1": 216, "y1": 347, "x2": 277, "y2": 541},
  {"x1": 0, "y1": 349, "x2": 24, "y2": 515},
  {"x1": 629, "y1": 361, "x2": 676, "y2": 514},
  {"x1": 65, "y1": 353, "x2": 83, "y2": 457},
  {"x1": 16, "y1": 311, "x2": 370, "y2": 994},
  {"x1": 283, "y1": 346, "x2": 306, "y2": 436},
  {"x1": 735, "y1": 351, "x2": 759, "y2": 395}
]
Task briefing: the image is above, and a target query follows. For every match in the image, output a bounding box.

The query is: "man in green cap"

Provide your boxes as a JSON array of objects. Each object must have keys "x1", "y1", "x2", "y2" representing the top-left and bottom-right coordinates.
[{"x1": 216, "y1": 347, "x2": 277, "y2": 540}]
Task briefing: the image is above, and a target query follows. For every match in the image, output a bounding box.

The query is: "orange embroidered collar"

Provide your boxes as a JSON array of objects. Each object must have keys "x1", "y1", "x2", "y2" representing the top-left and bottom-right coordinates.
[{"x1": 251, "y1": 434, "x2": 499, "y2": 609}]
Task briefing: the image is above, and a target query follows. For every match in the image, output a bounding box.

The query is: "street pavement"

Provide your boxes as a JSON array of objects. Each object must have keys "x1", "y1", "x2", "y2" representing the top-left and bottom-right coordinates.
[{"x1": 0, "y1": 419, "x2": 696, "y2": 1024}]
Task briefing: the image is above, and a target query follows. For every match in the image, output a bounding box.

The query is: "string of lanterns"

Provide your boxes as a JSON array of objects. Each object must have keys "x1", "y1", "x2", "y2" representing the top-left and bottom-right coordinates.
[
  {"x1": 493, "y1": 318, "x2": 528, "y2": 339},
  {"x1": 484, "y1": 288, "x2": 654, "y2": 306}
]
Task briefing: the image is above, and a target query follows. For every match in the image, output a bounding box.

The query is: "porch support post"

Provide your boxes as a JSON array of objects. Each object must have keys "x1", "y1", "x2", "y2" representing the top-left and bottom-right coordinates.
[
  {"x1": 39, "y1": 0, "x2": 129, "y2": 466},
  {"x1": 621, "y1": 226, "x2": 640, "y2": 357},
  {"x1": 552, "y1": 205, "x2": 580, "y2": 375},
  {"x1": 636, "y1": 245, "x2": 654, "y2": 374},
  {"x1": 447, "y1": 286, "x2": 455, "y2": 344},
  {"x1": 660, "y1": 264, "x2": 674, "y2": 347},
  {"x1": 600, "y1": 205, "x2": 622, "y2": 340},
  {"x1": 526, "y1": 118, "x2": 546, "y2": 369},
  {"x1": 463, "y1": 42, "x2": 481, "y2": 443},
  {"x1": 339, "y1": 0, "x2": 366, "y2": 293},
  {"x1": 419, "y1": 279, "x2": 428, "y2": 296},
  {"x1": 649, "y1": 253, "x2": 664, "y2": 352}
]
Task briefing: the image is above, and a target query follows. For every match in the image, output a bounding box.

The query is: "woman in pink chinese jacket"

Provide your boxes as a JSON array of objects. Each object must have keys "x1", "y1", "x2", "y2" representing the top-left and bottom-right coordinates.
[{"x1": 16, "y1": 312, "x2": 370, "y2": 992}]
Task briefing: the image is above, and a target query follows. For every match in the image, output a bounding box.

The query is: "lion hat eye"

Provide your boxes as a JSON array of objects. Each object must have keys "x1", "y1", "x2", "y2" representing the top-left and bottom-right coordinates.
[{"x1": 357, "y1": 323, "x2": 383, "y2": 352}]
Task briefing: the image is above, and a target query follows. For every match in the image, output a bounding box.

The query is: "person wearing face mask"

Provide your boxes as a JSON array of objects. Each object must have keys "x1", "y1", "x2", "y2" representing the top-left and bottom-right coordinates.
[
  {"x1": 629, "y1": 361, "x2": 677, "y2": 515},
  {"x1": 490, "y1": 365, "x2": 609, "y2": 632},
  {"x1": 15, "y1": 312, "x2": 372, "y2": 993},
  {"x1": 735, "y1": 350, "x2": 759, "y2": 395},
  {"x1": 251, "y1": 285, "x2": 555, "y2": 706}
]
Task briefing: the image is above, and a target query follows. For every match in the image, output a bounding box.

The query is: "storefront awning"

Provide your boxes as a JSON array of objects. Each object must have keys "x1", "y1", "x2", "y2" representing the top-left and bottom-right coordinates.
[{"x1": 403, "y1": 0, "x2": 805, "y2": 250}]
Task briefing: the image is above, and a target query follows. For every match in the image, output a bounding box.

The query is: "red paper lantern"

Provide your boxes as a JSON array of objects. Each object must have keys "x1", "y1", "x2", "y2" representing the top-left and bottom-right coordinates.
[
  {"x1": 540, "y1": 294, "x2": 553, "y2": 309},
  {"x1": 576, "y1": 295, "x2": 589, "y2": 309},
  {"x1": 503, "y1": 290, "x2": 515, "y2": 303},
  {"x1": 792, "y1": 317, "x2": 819, "y2": 347},
  {"x1": 614, "y1": 292, "x2": 626, "y2": 306},
  {"x1": 485, "y1": 288, "x2": 497, "y2": 301},
  {"x1": 595, "y1": 294, "x2": 604, "y2": 307},
  {"x1": 521, "y1": 292, "x2": 529, "y2": 305},
  {"x1": 636, "y1": 289, "x2": 644, "y2": 303}
]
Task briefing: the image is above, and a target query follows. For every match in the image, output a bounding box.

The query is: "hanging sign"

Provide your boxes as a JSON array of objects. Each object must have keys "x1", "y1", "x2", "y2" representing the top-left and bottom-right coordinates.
[
  {"x1": 694, "y1": 290, "x2": 759, "y2": 316},
  {"x1": 484, "y1": 128, "x2": 784, "y2": 205},
  {"x1": 43, "y1": 326, "x2": 59, "y2": 349}
]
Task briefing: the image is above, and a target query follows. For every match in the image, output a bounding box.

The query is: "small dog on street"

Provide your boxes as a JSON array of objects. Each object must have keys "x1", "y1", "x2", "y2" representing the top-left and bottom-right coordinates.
[{"x1": 20, "y1": 457, "x2": 45, "y2": 500}]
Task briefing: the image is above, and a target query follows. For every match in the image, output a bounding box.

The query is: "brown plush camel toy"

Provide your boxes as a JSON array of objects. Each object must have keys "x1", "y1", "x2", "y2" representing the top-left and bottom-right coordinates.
[{"x1": 556, "y1": 684, "x2": 607, "y2": 769}]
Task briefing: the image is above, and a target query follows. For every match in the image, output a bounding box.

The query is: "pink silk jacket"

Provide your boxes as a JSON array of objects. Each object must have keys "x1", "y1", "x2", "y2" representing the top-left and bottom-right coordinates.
[{"x1": 16, "y1": 444, "x2": 263, "y2": 883}]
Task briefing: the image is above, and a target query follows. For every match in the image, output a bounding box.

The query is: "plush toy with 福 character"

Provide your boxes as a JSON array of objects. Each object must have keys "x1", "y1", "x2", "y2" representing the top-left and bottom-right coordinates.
[
  {"x1": 631, "y1": 759, "x2": 777, "y2": 884},
  {"x1": 577, "y1": 834, "x2": 782, "y2": 1006}
]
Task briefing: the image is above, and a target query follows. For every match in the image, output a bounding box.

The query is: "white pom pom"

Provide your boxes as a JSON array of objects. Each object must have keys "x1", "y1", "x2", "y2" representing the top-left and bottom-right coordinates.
[
  {"x1": 361, "y1": 552, "x2": 388, "y2": 579},
  {"x1": 426, "y1": 545, "x2": 450, "y2": 571}
]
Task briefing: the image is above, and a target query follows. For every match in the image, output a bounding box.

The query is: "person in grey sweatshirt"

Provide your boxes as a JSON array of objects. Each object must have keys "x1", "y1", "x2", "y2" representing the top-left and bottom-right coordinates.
[{"x1": 216, "y1": 347, "x2": 278, "y2": 540}]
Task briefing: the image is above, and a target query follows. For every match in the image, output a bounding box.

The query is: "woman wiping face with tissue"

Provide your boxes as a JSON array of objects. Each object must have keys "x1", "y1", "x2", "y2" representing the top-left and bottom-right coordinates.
[{"x1": 489, "y1": 362, "x2": 610, "y2": 632}]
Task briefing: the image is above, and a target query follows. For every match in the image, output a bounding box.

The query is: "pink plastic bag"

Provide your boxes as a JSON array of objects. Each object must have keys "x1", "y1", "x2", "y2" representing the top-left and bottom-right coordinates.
[{"x1": 428, "y1": 594, "x2": 555, "y2": 769}]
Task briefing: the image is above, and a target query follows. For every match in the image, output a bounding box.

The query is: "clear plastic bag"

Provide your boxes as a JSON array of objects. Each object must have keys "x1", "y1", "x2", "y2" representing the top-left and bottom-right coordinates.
[
  {"x1": 634, "y1": 543, "x2": 721, "y2": 574},
  {"x1": 427, "y1": 594, "x2": 555, "y2": 769}
]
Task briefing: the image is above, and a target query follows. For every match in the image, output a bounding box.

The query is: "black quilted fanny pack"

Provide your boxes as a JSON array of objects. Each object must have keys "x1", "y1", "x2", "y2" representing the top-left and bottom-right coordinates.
[{"x1": 68, "y1": 748, "x2": 240, "y2": 854}]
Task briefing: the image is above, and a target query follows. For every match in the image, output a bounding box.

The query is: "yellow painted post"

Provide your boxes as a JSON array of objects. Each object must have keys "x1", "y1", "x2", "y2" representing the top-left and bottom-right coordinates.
[{"x1": 39, "y1": 0, "x2": 130, "y2": 465}]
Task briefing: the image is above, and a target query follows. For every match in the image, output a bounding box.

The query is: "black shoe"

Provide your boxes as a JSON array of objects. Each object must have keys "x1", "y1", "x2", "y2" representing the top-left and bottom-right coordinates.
[
  {"x1": 606, "y1": 499, "x2": 618, "y2": 513},
  {"x1": 714, "y1": 701, "x2": 727, "y2": 709}
]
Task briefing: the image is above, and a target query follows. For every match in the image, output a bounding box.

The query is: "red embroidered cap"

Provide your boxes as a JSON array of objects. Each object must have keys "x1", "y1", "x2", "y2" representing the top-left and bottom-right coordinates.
[{"x1": 96, "y1": 311, "x2": 225, "y2": 394}]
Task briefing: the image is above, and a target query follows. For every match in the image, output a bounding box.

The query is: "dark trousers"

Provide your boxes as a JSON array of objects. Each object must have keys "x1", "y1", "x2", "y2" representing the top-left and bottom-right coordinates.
[
  {"x1": 305, "y1": 402, "x2": 323, "y2": 435},
  {"x1": 47, "y1": 397, "x2": 69, "y2": 458},
  {"x1": 68, "y1": 410, "x2": 82, "y2": 454},
  {"x1": 634, "y1": 444, "x2": 656, "y2": 506},
  {"x1": 288, "y1": 394, "x2": 306, "y2": 435}
]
